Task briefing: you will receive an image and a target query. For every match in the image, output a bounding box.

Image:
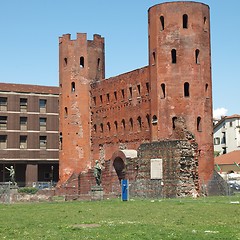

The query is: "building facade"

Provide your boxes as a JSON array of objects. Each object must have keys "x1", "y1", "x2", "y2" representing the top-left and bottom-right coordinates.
[
  {"x1": 59, "y1": 2, "x2": 214, "y2": 196},
  {"x1": 213, "y1": 114, "x2": 240, "y2": 155},
  {"x1": 0, "y1": 83, "x2": 59, "y2": 186}
]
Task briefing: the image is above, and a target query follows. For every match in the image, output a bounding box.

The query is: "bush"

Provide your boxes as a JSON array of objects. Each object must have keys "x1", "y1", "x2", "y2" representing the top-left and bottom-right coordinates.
[{"x1": 18, "y1": 187, "x2": 38, "y2": 195}]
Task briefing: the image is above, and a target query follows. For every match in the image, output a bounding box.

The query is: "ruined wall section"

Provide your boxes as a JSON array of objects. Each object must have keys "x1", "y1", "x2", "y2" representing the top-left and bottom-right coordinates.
[
  {"x1": 148, "y1": 2, "x2": 213, "y2": 182},
  {"x1": 59, "y1": 33, "x2": 105, "y2": 184},
  {"x1": 90, "y1": 67, "x2": 151, "y2": 163}
]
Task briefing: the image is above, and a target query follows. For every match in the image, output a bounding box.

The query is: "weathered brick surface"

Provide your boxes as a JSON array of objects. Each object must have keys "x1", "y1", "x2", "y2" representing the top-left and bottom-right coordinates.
[{"x1": 58, "y1": 2, "x2": 214, "y2": 196}]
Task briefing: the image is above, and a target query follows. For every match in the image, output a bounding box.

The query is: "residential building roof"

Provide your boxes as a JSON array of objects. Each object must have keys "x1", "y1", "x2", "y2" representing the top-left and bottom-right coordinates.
[
  {"x1": 0, "y1": 82, "x2": 59, "y2": 95},
  {"x1": 215, "y1": 150, "x2": 240, "y2": 165}
]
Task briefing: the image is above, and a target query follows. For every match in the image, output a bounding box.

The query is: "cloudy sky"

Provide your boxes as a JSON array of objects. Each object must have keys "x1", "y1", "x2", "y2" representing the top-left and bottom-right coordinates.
[{"x1": 0, "y1": 0, "x2": 239, "y2": 118}]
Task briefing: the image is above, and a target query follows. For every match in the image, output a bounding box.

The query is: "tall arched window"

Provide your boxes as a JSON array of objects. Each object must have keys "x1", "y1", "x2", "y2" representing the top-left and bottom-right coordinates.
[
  {"x1": 152, "y1": 51, "x2": 156, "y2": 65},
  {"x1": 121, "y1": 119, "x2": 126, "y2": 131},
  {"x1": 160, "y1": 16, "x2": 164, "y2": 31},
  {"x1": 93, "y1": 124, "x2": 97, "y2": 133},
  {"x1": 183, "y1": 14, "x2": 188, "y2": 29},
  {"x1": 129, "y1": 118, "x2": 133, "y2": 131},
  {"x1": 80, "y1": 56, "x2": 84, "y2": 68},
  {"x1": 197, "y1": 117, "x2": 202, "y2": 131},
  {"x1": 184, "y1": 82, "x2": 190, "y2": 97},
  {"x1": 171, "y1": 49, "x2": 177, "y2": 64},
  {"x1": 161, "y1": 83, "x2": 166, "y2": 99},
  {"x1": 152, "y1": 115, "x2": 158, "y2": 124},
  {"x1": 205, "y1": 83, "x2": 209, "y2": 98},
  {"x1": 146, "y1": 114, "x2": 150, "y2": 128},
  {"x1": 97, "y1": 58, "x2": 101, "y2": 71},
  {"x1": 100, "y1": 123, "x2": 103, "y2": 133},
  {"x1": 114, "y1": 121, "x2": 118, "y2": 132},
  {"x1": 195, "y1": 49, "x2": 200, "y2": 64},
  {"x1": 137, "y1": 116, "x2": 142, "y2": 131},
  {"x1": 64, "y1": 57, "x2": 68, "y2": 67}
]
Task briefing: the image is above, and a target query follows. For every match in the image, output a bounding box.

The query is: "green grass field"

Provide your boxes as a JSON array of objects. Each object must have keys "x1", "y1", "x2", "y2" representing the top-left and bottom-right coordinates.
[{"x1": 0, "y1": 196, "x2": 239, "y2": 240}]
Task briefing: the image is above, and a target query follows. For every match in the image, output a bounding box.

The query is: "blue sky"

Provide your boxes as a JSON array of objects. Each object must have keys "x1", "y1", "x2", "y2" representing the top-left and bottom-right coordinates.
[{"x1": 0, "y1": 1, "x2": 239, "y2": 118}]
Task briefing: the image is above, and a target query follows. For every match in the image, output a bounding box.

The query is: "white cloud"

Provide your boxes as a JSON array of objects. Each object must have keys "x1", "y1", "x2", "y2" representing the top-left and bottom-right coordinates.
[{"x1": 213, "y1": 108, "x2": 228, "y2": 119}]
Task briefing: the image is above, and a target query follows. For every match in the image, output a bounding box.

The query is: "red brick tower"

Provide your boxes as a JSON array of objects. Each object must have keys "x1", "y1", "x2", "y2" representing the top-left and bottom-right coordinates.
[
  {"x1": 148, "y1": 2, "x2": 213, "y2": 182},
  {"x1": 59, "y1": 33, "x2": 105, "y2": 184}
]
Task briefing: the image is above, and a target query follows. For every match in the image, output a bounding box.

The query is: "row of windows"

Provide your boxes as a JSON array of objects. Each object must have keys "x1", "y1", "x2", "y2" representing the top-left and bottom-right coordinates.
[
  {"x1": 152, "y1": 49, "x2": 201, "y2": 65},
  {"x1": 90, "y1": 83, "x2": 150, "y2": 107},
  {"x1": 93, "y1": 115, "x2": 203, "y2": 134},
  {"x1": 158, "y1": 14, "x2": 207, "y2": 31},
  {"x1": 63, "y1": 56, "x2": 101, "y2": 70},
  {"x1": 0, "y1": 116, "x2": 47, "y2": 131},
  {"x1": 0, "y1": 135, "x2": 47, "y2": 149},
  {"x1": 160, "y1": 82, "x2": 209, "y2": 98},
  {"x1": 0, "y1": 97, "x2": 47, "y2": 112}
]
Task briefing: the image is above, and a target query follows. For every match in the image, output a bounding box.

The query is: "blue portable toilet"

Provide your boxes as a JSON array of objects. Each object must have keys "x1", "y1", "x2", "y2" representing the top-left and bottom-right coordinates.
[{"x1": 121, "y1": 179, "x2": 129, "y2": 201}]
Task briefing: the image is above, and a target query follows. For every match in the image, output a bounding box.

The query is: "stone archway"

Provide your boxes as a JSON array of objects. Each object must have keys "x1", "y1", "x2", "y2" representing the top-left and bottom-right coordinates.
[{"x1": 113, "y1": 157, "x2": 125, "y2": 182}]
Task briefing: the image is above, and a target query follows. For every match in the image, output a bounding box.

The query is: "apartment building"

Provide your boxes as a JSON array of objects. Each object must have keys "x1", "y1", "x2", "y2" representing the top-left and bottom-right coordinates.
[
  {"x1": 0, "y1": 83, "x2": 59, "y2": 186},
  {"x1": 213, "y1": 114, "x2": 240, "y2": 155}
]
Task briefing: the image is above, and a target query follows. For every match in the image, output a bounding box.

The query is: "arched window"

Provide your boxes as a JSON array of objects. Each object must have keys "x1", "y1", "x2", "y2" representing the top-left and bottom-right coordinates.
[
  {"x1": 129, "y1": 118, "x2": 133, "y2": 131},
  {"x1": 161, "y1": 83, "x2": 166, "y2": 99},
  {"x1": 172, "y1": 117, "x2": 177, "y2": 129},
  {"x1": 203, "y1": 17, "x2": 208, "y2": 31},
  {"x1": 160, "y1": 16, "x2": 164, "y2": 31},
  {"x1": 137, "y1": 116, "x2": 142, "y2": 131},
  {"x1": 195, "y1": 49, "x2": 200, "y2": 64},
  {"x1": 152, "y1": 115, "x2": 158, "y2": 124},
  {"x1": 80, "y1": 56, "x2": 84, "y2": 68},
  {"x1": 146, "y1": 114, "x2": 150, "y2": 128},
  {"x1": 183, "y1": 14, "x2": 188, "y2": 29},
  {"x1": 114, "y1": 121, "x2": 118, "y2": 132},
  {"x1": 184, "y1": 82, "x2": 190, "y2": 97},
  {"x1": 71, "y1": 82, "x2": 75, "y2": 92},
  {"x1": 93, "y1": 124, "x2": 97, "y2": 133},
  {"x1": 64, "y1": 107, "x2": 68, "y2": 118},
  {"x1": 121, "y1": 119, "x2": 126, "y2": 131},
  {"x1": 171, "y1": 49, "x2": 176, "y2": 64},
  {"x1": 197, "y1": 117, "x2": 202, "y2": 131}
]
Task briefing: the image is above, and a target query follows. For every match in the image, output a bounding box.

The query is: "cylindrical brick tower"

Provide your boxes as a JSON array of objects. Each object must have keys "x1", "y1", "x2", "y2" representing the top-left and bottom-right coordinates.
[
  {"x1": 59, "y1": 33, "x2": 105, "y2": 184},
  {"x1": 148, "y1": 2, "x2": 213, "y2": 182}
]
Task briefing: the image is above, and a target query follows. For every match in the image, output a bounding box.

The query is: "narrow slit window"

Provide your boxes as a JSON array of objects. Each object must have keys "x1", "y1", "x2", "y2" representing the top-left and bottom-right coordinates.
[
  {"x1": 129, "y1": 87, "x2": 132, "y2": 99},
  {"x1": 97, "y1": 58, "x2": 100, "y2": 70},
  {"x1": 80, "y1": 56, "x2": 84, "y2": 68},
  {"x1": 107, "y1": 93, "x2": 110, "y2": 102},
  {"x1": 114, "y1": 91, "x2": 117, "y2": 101},
  {"x1": 137, "y1": 84, "x2": 141, "y2": 95},
  {"x1": 93, "y1": 124, "x2": 97, "y2": 133},
  {"x1": 129, "y1": 118, "x2": 133, "y2": 131},
  {"x1": 205, "y1": 83, "x2": 209, "y2": 98},
  {"x1": 121, "y1": 89, "x2": 125, "y2": 99},
  {"x1": 203, "y1": 17, "x2": 208, "y2": 31},
  {"x1": 197, "y1": 117, "x2": 202, "y2": 131},
  {"x1": 146, "y1": 114, "x2": 150, "y2": 128},
  {"x1": 161, "y1": 83, "x2": 166, "y2": 99},
  {"x1": 100, "y1": 95, "x2": 103, "y2": 104},
  {"x1": 195, "y1": 49, "x2": 200, "y2": 64},
  {"x1": 107, "y1": 122, "x2": 111, "y2": 132},
  {"x1": 93, "y1": 96, "x2": 96, "y2": 105},
  {"x1": 184, "y1": 82, "x2": 190, "y2": 97},
  {"x1": 100, "y1": 123, "x2": 103, "y2": 133},
  {"x1": 114, "y1": 121, "x2": 118, "y2": 132},
  {"x1": 64, "y1": 57, "x2": 68, "y2": 67},
  {"x1": 171, "y1": 49, "x2": 176, "y2": 64},
  {"x1": 137, "y1": 116, "x2": 142, "y2": 131},
  {"x1": 183, "y1": 14, "x2": 188, "y2": 29},
  {"x1": 71, "y1": 82, "x2": 75, "y2": 92},
  {"x1": 160, "y1": 16, "x2": 164, "y2": 31},
  {"x1": 152, "y1": 52, "x2": 156, "y2": 65},
  {"x1": 122, "y1": 119, "x2": 126, "y2": 130},
  {"x1": 64, "y1": 107, "x2": 68, "y2": 118},
  {"x1": 146, "y1": 82, "x2": 150, "y2": 94}
]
